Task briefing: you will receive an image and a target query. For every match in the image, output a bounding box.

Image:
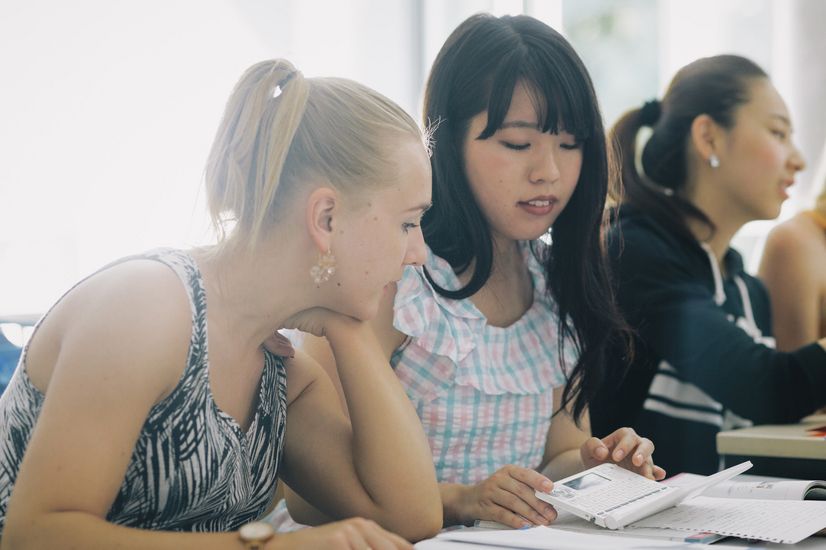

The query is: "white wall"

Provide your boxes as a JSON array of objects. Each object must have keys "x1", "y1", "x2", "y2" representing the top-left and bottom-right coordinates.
[
  {"x1": 1, "y1": 0, "x2": 824, "y2": 315},
  {"x1": 0, "y1": 0, "x2": 421, "y2": 315}
]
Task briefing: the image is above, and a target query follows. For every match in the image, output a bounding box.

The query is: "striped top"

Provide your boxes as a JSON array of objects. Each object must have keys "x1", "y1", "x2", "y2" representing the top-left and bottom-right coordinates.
[
  {"x1": 0, "y1": 249, "x2": 287, "y2": 533},
  {"x1": 391, "y1": 242, "x2": 575, "y2": 484}
]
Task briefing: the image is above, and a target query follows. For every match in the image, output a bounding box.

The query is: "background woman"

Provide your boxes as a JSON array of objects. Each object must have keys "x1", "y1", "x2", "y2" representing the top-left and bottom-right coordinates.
[
  {"x1": 759, "y1": 182, "x2": 826, "y2": 350},
  {"x1": 592, "y1": 55, "x2": 826, "y2": 475}
]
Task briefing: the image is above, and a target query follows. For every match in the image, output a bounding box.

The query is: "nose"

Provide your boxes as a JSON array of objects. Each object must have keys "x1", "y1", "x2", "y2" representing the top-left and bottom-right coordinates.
[
  {"x1": 404, "y1": 225, "x2": 427, "y2": 266},
  {"x1": 788, "y1": 142, "x2": 806, "y2": 173},
  {"x1": 529, "y1": 143, "x2": 561, "y2": 185}
]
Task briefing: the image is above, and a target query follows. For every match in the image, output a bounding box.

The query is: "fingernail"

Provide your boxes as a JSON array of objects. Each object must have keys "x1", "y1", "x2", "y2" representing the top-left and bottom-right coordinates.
[
  {"x1": 520, "y1": 523, "x2": 532, "y2": 530},
  {"x1": 635, "y1": 453, "x2": 643, "y2": 465},
  {"x1": 614, "y1": 449, "x2": 624, "y2": 460},
  {"x1": 542, "y1": 480, "x2": 553, "y2": 491}
]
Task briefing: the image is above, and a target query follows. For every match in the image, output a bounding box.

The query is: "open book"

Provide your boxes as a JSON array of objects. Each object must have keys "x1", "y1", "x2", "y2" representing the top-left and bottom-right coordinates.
[
  {"x1": 533, "y1": 461, "x2": 826, "y2": 544},
  {"x1": 667, "y1": 472, "x2": 826, "y2": 501}
]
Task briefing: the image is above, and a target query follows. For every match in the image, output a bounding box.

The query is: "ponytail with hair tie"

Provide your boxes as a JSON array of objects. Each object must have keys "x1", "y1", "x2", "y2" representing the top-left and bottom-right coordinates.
[{"x1": 639, "y1": 99, "x2": 661, "y2": 127}]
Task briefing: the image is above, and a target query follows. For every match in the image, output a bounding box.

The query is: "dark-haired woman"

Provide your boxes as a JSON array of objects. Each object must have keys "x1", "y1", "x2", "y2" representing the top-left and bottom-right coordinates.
[
  {"x1": 285, "y1": 13, "x2": 665, "y2": 531},
  {"x1": 591, "y1": 55, "x2": 826, "y2": 476}
]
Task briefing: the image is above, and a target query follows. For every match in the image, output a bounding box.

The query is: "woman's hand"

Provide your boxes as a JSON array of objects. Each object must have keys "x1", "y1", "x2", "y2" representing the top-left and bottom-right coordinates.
[
  {"x1": 445, "y1": 465, "x2": 558, "y2": 528},
  {"x1": 579, "y1": 427, "x2": 666, "y2": 480},
  {"x1": 272, "y1": 518, "x2": 413, "y2": 549},
  {"x1": 280, "y1": 308, "x2": 369, "y2": 344}
]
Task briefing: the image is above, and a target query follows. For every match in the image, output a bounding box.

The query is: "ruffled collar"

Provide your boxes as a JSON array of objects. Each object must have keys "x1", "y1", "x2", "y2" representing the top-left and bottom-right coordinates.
[
  {"x1": 392, "y1": 239, "x2": 571, "y2": 398},
  {"x1": 418, "y1": 240, "x2": 552, "y2": 325}
]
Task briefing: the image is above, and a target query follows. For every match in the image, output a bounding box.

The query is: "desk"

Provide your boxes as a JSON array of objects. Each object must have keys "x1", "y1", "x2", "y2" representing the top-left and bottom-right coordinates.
[
  {"x1": 718, "y1": 415, "x2": 826, "y2": 479},
  {"x1": 415, "y1": 530, "x2": 826, "y2": 549},
  {"x1": 415, "y1": 473, "x2": 826, "y2": 549}
]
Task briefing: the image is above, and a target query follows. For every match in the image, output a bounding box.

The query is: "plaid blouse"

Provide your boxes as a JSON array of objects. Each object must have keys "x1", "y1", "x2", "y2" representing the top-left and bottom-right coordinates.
[{"x1": 391, "y1": 241, "x2": 576, "y2": 484}]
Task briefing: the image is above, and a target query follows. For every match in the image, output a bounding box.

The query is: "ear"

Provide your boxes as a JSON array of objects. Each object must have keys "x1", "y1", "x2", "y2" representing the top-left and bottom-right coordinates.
[
  {"x1": 689, "y1": 114, "x2": 724, "y2": 164},
  {"x1": 305, "y1": 186, "x2": 338, "y2": 253}
]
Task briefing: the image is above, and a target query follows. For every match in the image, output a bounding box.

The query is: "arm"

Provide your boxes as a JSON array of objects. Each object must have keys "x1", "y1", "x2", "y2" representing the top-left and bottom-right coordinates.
[
  {"x1": 540, "y1": 388, "x2": 590, "y2": 480},
  {"x1": 287, "y1": 289, "x2": 528, "y2": 530},
  {"x1": 278, "y1": 309, "x2": 441, "y2": 541},
  {"x1": 2, "y1": 263, "x2": 249, "y2": 550},
  {"x1": 540, "y1": 388, "x2": 666, "y2": 481},
  {"x1": 614, "y1": 227, "x2": 826, "y2": 424},
  {"x1": 281, "y1": 283, "x2": 410, "y2": 528},
  {"x1": 759, "y1": 223, "x2": 821, "y2": 351}
]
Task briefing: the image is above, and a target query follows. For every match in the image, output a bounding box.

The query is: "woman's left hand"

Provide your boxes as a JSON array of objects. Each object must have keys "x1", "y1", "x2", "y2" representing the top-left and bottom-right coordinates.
[{"x1": 579, "y1": 427, "x2": 666, "y2": 480}]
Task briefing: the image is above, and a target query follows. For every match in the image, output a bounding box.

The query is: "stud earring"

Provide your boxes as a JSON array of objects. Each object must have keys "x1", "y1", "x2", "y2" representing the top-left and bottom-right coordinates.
[
  {"x1": 310, "y1": 248, "x2": 336, "y2": 285},
  {"x1": 709, "y1": 154, "x2": 720, "y2": 169}
]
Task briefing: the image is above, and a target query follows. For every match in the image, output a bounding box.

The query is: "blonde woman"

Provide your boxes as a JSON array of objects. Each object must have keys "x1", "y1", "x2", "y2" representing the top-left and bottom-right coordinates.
[
  {"x1": 759, "y1": 182, "x2": 826, "y2": 351},
  {"x1": 0, "y1": 59, "x2": 440, "y2": 549}
]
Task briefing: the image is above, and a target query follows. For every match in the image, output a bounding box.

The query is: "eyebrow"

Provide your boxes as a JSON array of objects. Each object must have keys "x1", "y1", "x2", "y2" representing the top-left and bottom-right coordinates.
[
  {"x1": 770, "y1": 113, "x2": 792, "y2": 127},
  {"x1": 499, "y1": 120, "x2": 541, "y2": 130},
  {"x1": 405, "y1": 202, "x2": 432, "y2": 214}
]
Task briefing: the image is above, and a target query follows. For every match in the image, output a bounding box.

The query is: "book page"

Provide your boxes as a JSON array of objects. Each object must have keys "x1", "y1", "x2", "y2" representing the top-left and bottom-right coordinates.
[
  {"x1": 665, "y1": 474, "x2": 826, "y2": 500},
  {"x1": 437, "y1": 525, "x2": 721, "y2": 549},
  {"x1": 631, "y1": 496, "x2": 826, "y2": 544},
  {"x1": 702, "y1": 479, "x2": 816, "y2": 500}
]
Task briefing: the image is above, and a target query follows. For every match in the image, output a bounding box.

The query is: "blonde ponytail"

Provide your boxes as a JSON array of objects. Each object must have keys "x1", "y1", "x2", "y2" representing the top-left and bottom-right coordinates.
[
  {"x1": 205, "y1": 59, "x2": 310, "y2": 247},
  {"x1": 204, "y1": 59, "x2": 424, "y2": 252}
]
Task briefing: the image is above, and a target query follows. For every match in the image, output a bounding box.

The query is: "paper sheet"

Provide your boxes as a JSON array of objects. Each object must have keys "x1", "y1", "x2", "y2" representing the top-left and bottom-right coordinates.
[
  {"x1": 435, "y1": 525, "x2": 727, "y2": 549},
  {"x1": 631, "y1": 496, "x2": 826, "y2": 544}
]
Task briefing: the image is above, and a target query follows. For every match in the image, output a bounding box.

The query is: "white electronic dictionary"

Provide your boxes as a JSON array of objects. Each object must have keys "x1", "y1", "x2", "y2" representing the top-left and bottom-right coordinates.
[{"x1": 535, "y1": 460, "x2": 752, "y2": 529}]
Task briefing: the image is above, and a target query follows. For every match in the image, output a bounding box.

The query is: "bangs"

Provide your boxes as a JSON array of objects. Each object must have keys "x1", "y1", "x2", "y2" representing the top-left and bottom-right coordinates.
[{"x1": 478, "y1": 49, "x2": 594, "y2": 142}]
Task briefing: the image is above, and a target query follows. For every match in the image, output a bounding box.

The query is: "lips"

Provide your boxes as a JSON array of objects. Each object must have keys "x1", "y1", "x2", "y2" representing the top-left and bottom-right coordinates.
[
  {"x1": 518, "y1": 195, "x2": 558, "y2": 216},
  {"x1": 779, "y1": 178, "x2": 794, "y2": 200}
]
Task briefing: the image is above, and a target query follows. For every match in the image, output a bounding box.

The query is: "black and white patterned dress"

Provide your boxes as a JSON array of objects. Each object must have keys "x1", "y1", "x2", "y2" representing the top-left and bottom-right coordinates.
[{"x1": 0, "y1": 249, "x2": 287, "y2": 533}]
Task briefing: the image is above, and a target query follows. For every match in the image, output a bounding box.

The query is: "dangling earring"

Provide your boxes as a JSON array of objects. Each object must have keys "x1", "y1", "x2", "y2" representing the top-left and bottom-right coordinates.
[
  {"x1": 310, "y1": 248, "x2": 336, "y2": 285},
  {"x1": 709, "y1": 154, "x2": 720, "y2": 169}
]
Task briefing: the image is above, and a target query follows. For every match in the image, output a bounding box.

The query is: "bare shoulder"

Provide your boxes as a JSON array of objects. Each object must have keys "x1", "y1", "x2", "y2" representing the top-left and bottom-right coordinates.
[
  {"x1": 765, "y1": 214, "x2": 821, "y2": 252},
  {"x1": 25, "y1": 258, "x2": 194, "y2": 401}
]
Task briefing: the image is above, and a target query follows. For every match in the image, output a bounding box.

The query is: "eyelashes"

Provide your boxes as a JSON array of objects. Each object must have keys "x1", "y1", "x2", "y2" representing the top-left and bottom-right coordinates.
[
  {"x1": 502, "y1": 142, "x2": 530, "y2": 151},
  {"x1": 500, "y1": 141, "x2": 582, "y2": 151}
]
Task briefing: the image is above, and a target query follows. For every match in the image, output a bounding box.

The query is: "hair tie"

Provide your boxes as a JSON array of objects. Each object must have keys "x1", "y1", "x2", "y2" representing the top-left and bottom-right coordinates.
[
  {"x1": 639, "y1": 99, "x2": 661, "y2": 126},
  {"x1": 277, "y1": 71, "x2": 296, "y2": 89}
]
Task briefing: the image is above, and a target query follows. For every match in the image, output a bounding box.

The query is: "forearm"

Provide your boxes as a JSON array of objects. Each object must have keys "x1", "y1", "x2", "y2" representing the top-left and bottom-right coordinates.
[
  {"x1": 2, "y1": 511, "x2": 247, "y2": 550},
  {"x1": 677, "y1": 341, "x2": 826, "y2": 423},
  {"x1": 439, "y1": 483, "x2": 471, "y2": 527},
  {"x1": 326, "y1": 324, "x2": 441, "y2": 534},
  {"x1": 540, "y1": 449, "x2": 584, "y2": 481}
]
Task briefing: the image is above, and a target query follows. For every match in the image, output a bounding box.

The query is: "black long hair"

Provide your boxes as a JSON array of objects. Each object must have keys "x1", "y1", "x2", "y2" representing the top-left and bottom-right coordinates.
[
  {"x1": 422, "y1": 13, "x2": 631, "y2": 422},
  {"x1": 611, "y1": 55, "x2": 768, "y2": 243}
]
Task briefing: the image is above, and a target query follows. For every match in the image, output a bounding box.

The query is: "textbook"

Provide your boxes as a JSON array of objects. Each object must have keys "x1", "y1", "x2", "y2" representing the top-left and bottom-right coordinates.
[
  {"x1": 667, "y1": 472, "x2": 826, "y2": 501},
  {"x1": 534, "y1": 461, "x2": 826, "y2": 544}
]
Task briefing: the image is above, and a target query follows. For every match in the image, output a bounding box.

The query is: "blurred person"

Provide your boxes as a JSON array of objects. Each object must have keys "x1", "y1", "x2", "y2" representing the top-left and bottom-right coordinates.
[
  {"x1": 592, "y1": 55, "x2": 826, "y2": 475},
  {"x1": 759, "y1": 182, "x2": 826, "y2": 350}
]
